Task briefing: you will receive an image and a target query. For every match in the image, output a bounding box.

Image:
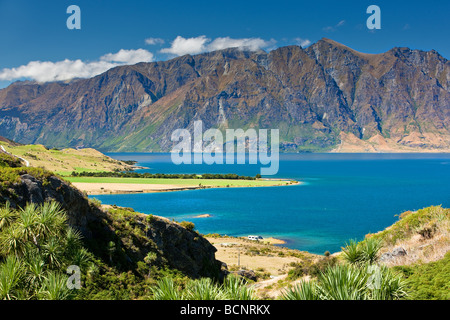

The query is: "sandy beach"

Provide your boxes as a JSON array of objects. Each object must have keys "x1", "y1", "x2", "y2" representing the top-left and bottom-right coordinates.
[
  {"x1": 72, "y1": 182, "x2": 202, "y2": 195},
  {"x1": 205, "y1": 235, "x2": 317, "y2": 276},
  {"x1": 72, "y1": 179, "x2": 300, "y2": 195},
  {"x1": 194, "y1": 214, "x2": 212, "y2": 218}
]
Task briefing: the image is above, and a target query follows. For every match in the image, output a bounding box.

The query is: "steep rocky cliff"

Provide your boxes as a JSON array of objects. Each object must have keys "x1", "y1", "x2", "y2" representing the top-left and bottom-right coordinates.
[
  {"x1": 0, "y1": 38, "x2": 448, "y2": 152},
  {"x1": 0, "y1": 151, "x2": 221, "y2": 278}
]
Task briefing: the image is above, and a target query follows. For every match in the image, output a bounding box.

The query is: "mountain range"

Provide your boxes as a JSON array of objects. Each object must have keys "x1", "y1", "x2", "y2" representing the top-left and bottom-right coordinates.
[{"x1": 0, "y1": 38, "x2": 449, "y2": 152}]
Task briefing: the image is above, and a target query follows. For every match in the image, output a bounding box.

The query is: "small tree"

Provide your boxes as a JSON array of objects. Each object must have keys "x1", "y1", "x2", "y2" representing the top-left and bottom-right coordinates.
[
  {"x1": 107, "y1": 241, "x2": 116, "y2": 264},
  {"x1": 145, "y1": 214, "x2": 155, "y2": 236},
  {"x1": 144, "y1": 252, "x2": 158, "y2": 278},
  {"x1": 179, "y1": 221, "x2": 195, "y2": 232}
]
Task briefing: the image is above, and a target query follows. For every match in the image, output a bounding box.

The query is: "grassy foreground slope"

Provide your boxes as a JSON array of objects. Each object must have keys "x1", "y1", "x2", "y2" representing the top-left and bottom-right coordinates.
[
  {"x1": 364, "y1": 206, "x2": 449, "y2": 300},
  {"x1": 367, "y1": 206, "x2": 449, "y2": 266},
  {"x1": 394, "y1": 252, "x2": 450, "y2": 300}
]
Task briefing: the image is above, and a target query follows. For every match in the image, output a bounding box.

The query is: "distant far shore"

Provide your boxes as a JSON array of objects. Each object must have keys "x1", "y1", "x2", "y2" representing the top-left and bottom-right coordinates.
[{"x1": 70, "y1": 177, "x2": 300, "y2": 195}]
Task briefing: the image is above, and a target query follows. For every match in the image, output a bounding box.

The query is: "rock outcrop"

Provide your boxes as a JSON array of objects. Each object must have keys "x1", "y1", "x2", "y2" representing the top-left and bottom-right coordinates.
[
  {"x1": 379, "y1": 247, "x2": 408, "y2": 263},
  {"x1": 126, "y1": 213, "x2": 221, "y2": 278},
  {"x1": 0, "y1": 162, "x2": 221, "y2": 278}
]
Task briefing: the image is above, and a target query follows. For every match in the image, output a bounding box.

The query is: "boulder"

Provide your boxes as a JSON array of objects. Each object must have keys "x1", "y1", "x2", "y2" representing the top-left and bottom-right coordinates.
[
  {"x1": 380, "y1": 247, "x2": 407, "y2": 262},
  {"x1": 235, "y1": 269, "x2": 257, "y2": 282},
  {"x1": 392, "y1": 247, "x2": 407, "y2": 256}
]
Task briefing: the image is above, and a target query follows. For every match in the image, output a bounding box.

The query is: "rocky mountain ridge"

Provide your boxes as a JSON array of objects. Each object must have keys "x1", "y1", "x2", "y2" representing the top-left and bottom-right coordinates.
[{"x1": 0, "y1": 38, "x2": 448, "y2": 152}]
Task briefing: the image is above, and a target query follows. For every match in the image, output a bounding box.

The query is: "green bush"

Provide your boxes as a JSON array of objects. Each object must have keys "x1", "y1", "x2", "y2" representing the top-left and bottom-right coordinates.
[
  {"x1": 150, "y1": 275, "x2": 255, "y2": 300},
  {"x1": 0, "y1": 201, "x2": 93, "y2": 300},
  {"x1": 341, "y1": 239, "x2": 364, "y2": 265},
  {"x1": 0, "y1": 153, "x2": 22, "y2": 168},
  {"x1": 287, "y1": 256, "x2": 338, "y2": 280},
  {"x1": 394, "y1": 252, "x2": 450, "y2": 300},
  {"x1": 0, "y1": 166, "x2": 55, "y2": 188},
  {"x1": 89, "y1": 198, "x2": 102, "y2": 208},
  {"x1": 282, "y1": 280, "x2": 319, "y2": 300},
  {"x1": 341, "y1": 238, "x2": 382, "y2": 265},
  {"x1": 283, "y1": 263, "x2": 408, "y2": 300},
  {"x1": 179, "y1": 221, "x2": 195, "y2": 232}
]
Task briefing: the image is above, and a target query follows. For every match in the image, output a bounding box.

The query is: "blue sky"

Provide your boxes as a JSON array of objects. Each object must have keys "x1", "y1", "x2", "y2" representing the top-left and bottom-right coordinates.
[{"x1": 0, "y1": 0, "x2": 449, "y2": 88}]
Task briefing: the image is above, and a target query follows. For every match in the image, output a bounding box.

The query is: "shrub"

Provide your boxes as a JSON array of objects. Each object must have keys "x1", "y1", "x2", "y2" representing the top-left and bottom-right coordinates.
[
  {"x1": 368, "y1": 206, "x2": 449, "y2": 246},
  {"x1": 0, "y1": 201, "x2": 93, "y2": 300},
  {"x1": 185, "y1": 277, "x2": 226, "y2": 300},
  {"x1": 281, "y1": 280, "x2": 319, "y2": 300},
  {"x1": 0, "y1": 153, "x2": 22, "y2": 168},
  {"x1": 89, "y1": 198, "x2": 102, "y2": 208},
  {"x1": 223, "y1": 275, "x2": 256, "y2": 300},
  {"x1": 395, "y1": 252, "x2": 450, "y2": 300},
  {"x1": 150, "y1": 275, "x2": 255, "y2": 300},
  {"x1": 179, "y1": 221, "x2": 195, "y2": 232},
  {"x1": 23, "y1": 153, "x2": 39, "y2": 160},
  {"x1": 287, "y1": 256, "x2": 338, "y2": 280},
  {"x1": 283, "y1": 264, "x2": 408, "y2": 300},
  {"x1": 146, "y1": 214, "x2": 155, "y2": 224},
  {"x1": 341, "y1": 239, "x2": 364, "y2": 265},
  {"x1": 360, "y1": 238, "x2": 382, "y2": 264}
]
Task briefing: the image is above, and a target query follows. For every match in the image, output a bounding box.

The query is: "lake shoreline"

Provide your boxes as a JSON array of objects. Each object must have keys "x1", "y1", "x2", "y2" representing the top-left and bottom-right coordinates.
[
  {"x1": 88, "y1": 153, "x2": 450, "y2": 254},
  {"x1": 73, "y1": 179, "x2": 301, "y2": 195}
]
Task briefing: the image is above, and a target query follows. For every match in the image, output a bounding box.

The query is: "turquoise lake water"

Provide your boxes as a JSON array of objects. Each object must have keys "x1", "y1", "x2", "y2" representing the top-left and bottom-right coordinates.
[{"x1": 91, "y1": 153, "x2": 450, "y2": 254}]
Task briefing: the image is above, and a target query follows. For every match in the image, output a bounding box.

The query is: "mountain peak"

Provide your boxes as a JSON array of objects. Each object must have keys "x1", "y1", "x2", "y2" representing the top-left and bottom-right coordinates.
[
  {"x1": 0, "y1": 40, "x2": 448, "y2": 153},
  {"x1": 316, "y1": 38, "x2": 378, "y2": 59}
]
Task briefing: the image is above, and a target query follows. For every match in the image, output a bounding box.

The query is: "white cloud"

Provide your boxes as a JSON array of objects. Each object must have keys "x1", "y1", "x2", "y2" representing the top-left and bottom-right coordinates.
[
  {"x1": 0, "y1": 60, "x2": 115, "y2": 82},
  {"x1": 100, "y1": 48, "x2": 154, "y2": 64},
  {"x1": 0, "y1": 34, "x2": 277, "y2": 83},
  {"x1": 145, "y1": 37, "x2": 165, "y2": 45},
  {"x1": 208, "y1": 37, "x2": 273, "y2": 52},
  {"x1": 323, "y1": 20, "x2": 346, "y2": 32},
  {"x1": 161, "y1": 36, "x2": 275, "y2": 56},
  {"x1": 294, "y1": 38, "x2": 311, "y2": 48},
  {"x1": 160, "y1": 35, "x2": 209, "y2": 56},
  {"x1": 0, "y1": 49, "x2": 154, "y2": 83}
]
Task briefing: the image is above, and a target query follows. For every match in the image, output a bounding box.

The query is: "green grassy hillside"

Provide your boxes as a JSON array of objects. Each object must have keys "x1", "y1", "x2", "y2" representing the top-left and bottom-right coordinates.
[{"x1": 0, "y1": 142, "x2": 134, "y2": 175}]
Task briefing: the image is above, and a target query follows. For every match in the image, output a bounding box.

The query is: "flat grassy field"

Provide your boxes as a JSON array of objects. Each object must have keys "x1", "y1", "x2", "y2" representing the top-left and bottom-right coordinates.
[{"x1": 66, "y1": 176, "x2": 293, "y2": 187}]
